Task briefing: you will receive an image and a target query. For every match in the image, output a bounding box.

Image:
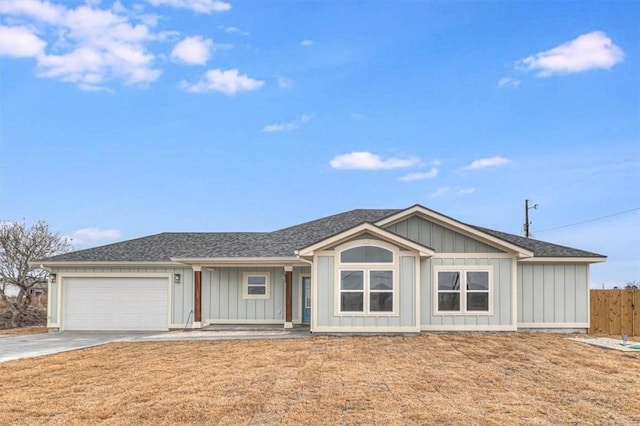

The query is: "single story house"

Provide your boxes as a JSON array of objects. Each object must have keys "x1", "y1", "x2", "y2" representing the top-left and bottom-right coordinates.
[{"x1": 37, "y1": 205, "x2": 605, "y2": 333}]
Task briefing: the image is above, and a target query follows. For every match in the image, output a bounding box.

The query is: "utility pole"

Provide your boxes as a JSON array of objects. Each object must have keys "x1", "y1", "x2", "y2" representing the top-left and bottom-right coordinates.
[{"x1": 524, "y1": 199, "x2": 538, "y2": 238}]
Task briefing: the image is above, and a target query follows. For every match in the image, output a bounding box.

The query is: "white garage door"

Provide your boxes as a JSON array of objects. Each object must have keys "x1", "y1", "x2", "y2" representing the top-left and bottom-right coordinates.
[{"x1": 63, "y1": 277, "x2": 169, "y2": 331}]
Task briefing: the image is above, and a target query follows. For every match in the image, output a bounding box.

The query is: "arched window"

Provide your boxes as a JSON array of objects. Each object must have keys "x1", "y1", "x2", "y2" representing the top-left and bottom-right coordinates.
[{"x1": 337, "y1": 241, "x2": 397, "y2": 314}]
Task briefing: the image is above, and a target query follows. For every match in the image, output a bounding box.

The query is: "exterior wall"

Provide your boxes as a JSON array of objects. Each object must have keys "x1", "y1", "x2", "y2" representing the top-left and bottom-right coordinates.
[
  {"x1": 385, "y1": 216, "x2": 503, "y2": 253},
  {"x1": 47, "y1": 266, "x2": 193, "y2": 328},
  {"x1": 202, "y1": 267, "x2": 287, "y2": 324},
  {"x1": 517, "y1": 263, "x2": 589, "y2": 328},
  {"x1": 313, "y1": 252, "x2": 419, "y2": 333},
  {"x1": 420, "y1": 257, "x2": 516, "y2": 331},
  {"x1": 48, "y1": 280, "x2": 58, "y2": 325}
]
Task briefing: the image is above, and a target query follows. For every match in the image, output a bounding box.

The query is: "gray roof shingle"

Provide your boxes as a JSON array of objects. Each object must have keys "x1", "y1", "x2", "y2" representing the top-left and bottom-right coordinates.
[{"x1": 40, "y1": 208, "x2": 605, "y2": 262}]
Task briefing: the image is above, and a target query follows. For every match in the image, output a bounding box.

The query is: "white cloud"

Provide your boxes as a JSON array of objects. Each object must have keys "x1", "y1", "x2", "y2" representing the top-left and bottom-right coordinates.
[
  {"x1": 300, "y1": 39, "x2": 314, "y2": 47},
  {"x1": 330, "y1": 152, "x2": 420, "y2": 170},
  {"x1": 263, "y1": 114, "x2": 312, "y2": 133},
  {"x1": 498, "y1": 77, "x2": 520, "y2": 88},
  {"x1": 0, "y1": 1, "x2": 163, "y2": 90},
  {"x1": 171, "y1": 36, "x2": 213, "y2": 65},
  {"x1": 520, "y1": 31, "x2": 624, "y2": 77},
  {"x1": 350, "y1": 113, "x2": 364, "y2": 119},
  {"x1": 430, "y1": 187, "x2": 475, "y2": 197},
  {"x1": 179, "y1": 68, "x2": 264, "y2": 95},
  {"x1": 462, "y1": 156, "x2": 511, "y2": 171},
  {"x1": 277, "y1": 77, "x2": 292, "y2": 89},
  {"x1": 220, "y1": 26, "x2": 249, "y2": 36},
  {"x1": 0, "y1": 25, "x2": 46, "y2": 58},
  {"x1": 146, "y1": 0, "x2": 231, "y2": 14},
  {"x1": 399, "y1": 168, "x2": 438, "y2": 182},
  {"x1": 65, "y1": 227, "x2": 121, "y2": 245}
]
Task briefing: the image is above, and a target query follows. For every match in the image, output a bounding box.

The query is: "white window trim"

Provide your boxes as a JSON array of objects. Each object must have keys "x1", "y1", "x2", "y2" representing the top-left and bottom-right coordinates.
[
  {"x1": 433, "y1": 264, "x2": 493, "y2": 316},
  {"x1": 242, "y1": 272, "x2": 270, "y2": 300},
  {"x1": 334, "y1": 240, "x2": 399, "y2": 316}
]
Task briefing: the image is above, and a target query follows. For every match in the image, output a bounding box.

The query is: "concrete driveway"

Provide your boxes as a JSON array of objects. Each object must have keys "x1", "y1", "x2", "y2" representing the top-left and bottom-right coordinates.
[
  {"x1": 0, "y1": 331, "x2": 156, "y2": 363},
  {"x1": 0, "y1": 327, "x2": 312, "y2": 363}
]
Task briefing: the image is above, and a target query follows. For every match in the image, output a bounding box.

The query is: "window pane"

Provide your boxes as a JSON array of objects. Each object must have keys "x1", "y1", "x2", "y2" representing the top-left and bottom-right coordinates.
[
  {"x1": 341, "y1": 246, "x2": 393, "y2": 263},
  {"x1": 341, "y1": 292, "x2": 363, "y2": 312},
  {"x1": 340, "y1": 271, "x2": 363, "y2": 290},
  {"x1": 370, "y1": 292, "x2": 393, "y2": 312},
  {"x1": 467, "y1": 293, "x2": 489, "y2": 311},
  {"x1": 438, "y1": 293, "x2": 460, "y2": 311},
  {"x1": 370, "y1": 270, "x2": 393, "y2": 290},
  {"x1": 247, "y1": 276, "x2": 266, "y2": 285},
  {"x1": 247, "y1": 286, "x2": 266, "y2": 295},
  {"x1": 467, "y1": 272, "x2": 489, "y2": 291},
  {"x1": 438, "y1": 272, "x2": 460, "y2": 291}
]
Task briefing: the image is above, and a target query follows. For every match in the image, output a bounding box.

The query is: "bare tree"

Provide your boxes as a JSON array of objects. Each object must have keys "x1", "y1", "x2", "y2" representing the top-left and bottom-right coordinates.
[
  {"x1": 625, "y1": 280, "x2": 639, "y2": 290},
  {"x1": 0, "y1": 221, "x2": 70, "y2": 327}
]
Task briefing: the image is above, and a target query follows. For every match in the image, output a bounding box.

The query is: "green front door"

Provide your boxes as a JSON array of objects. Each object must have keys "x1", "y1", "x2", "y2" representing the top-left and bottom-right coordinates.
[{"x1": 302, "y1": 276, "x2": 311, "y2": 324}]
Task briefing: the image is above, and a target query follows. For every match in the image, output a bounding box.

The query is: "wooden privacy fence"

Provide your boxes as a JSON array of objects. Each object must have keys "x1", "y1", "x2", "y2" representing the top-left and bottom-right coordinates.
[{"x1": 590, "y1": 289, "x2": 639, "y2": 336}]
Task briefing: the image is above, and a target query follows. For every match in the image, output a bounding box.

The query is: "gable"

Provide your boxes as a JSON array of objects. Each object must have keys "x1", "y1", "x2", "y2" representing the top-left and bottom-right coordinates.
[{"x1": 384, "y1": 216, "x2": 504, "y2": 254}]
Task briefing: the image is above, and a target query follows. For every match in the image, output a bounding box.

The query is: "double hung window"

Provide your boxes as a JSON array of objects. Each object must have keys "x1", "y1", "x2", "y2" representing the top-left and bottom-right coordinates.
[
  {"x1": 243, "y1": 272, "x2": 270, "y2": 299},
  {"x1": 435, "y1": 266, "x2": 491, "y2": 314}
]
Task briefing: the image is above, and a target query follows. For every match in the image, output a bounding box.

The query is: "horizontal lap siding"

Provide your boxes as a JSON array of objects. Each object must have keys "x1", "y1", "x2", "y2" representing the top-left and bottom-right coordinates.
[
  {"x1": 48, "y1": 266, "x2": 193, "y2": 327},
  {"x1": 421, "y1": 257, "x2": 513, "y2": 328},
  {"x1": 202, "y1": 267, "x2": 284, "y2": 322},
  {"x1": 518, "y1": 264, "x2": 589, "y2": 325}
]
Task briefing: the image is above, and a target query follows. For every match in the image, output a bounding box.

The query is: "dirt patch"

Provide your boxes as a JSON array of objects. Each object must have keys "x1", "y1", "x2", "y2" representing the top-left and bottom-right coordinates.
[
  {"x1": 0, "y1": 306, "x2": 47, "y2": 330},
  {"x1": 0, "y1": 333, "x2": 638, "y2": 425}
]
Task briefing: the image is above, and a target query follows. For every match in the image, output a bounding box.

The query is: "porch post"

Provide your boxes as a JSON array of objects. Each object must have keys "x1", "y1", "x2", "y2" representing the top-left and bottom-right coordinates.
[
  {"x1": 284, "y1": 266, "x2": 293, "y2": 329},
  {"x1": 193, "y1": 266, "x2": 202, "y2": 328}
]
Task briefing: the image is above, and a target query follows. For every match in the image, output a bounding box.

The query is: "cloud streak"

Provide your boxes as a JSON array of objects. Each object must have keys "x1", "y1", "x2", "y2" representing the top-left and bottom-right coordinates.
[
  {"x1": 462, "y1": 156, "x2": 510, "y2": 171},
  {"x1": 399, "y1": 168, "x2": 438, "y2": 182},
  {"x1": 146, "y1": 0, "x2": 231, "y2": 14},
  {"x1": 179, "y1": 68, "x2": 264, "y2": 95},
  {"x1": 65, "y1": 228, "x2": 121, "y2": 246},
  {"x1": 330, "y1": 152, "x2": 420, "y2": 170},
  {"x1": 263, "y1": 114, "x2": 312, "y2": 133}
]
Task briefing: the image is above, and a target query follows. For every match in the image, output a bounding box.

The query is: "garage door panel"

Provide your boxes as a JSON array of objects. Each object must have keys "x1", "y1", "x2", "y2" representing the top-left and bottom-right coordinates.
[{"x1": 63, "y1": 277, "x2": 169, "y2": 331}]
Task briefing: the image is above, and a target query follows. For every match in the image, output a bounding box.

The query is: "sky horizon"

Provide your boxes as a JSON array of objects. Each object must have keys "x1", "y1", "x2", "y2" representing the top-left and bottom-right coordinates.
[{"x1": 1, "y1": 0, "x2": 638, "y2": 288}]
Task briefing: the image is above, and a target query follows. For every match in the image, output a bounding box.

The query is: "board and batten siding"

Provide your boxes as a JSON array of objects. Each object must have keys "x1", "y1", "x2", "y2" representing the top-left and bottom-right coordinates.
[
  {"x1": 47, "y1": 266, "x2": 193, "y2": 328},
  {"x1": 385, "y1": 216, "x2": 503, "y2": 253},
  {"x1": 313, "y1": 254, "x2": 419, "y2": 332},
  {"x1": 201, "y1": 267, "x2": 286, "y2": 324},
  {"x1": 517, "y1": 263, "x2": 589, "y2": 328},
  {"x1": 420, "y1": 257, "x2": 515, "y2": 331}
]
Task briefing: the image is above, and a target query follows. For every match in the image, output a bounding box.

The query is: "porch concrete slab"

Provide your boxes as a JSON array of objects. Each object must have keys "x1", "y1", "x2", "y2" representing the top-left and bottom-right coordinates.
[
  {"x1": 0, "y1": 331, "x2": 157, "y2": 363},
  {"x1": 144, "y1": 325, "x2": 311, "y2": 341}
]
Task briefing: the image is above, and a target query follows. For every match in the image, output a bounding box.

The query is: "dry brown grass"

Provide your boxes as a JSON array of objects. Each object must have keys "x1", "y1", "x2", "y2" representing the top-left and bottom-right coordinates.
[
  {"x1": 0, "y1": 326, "x2": 48, "y2": 337},
  {"x1": 0, "y1": 333, "x2": 638, "y2": 425}
]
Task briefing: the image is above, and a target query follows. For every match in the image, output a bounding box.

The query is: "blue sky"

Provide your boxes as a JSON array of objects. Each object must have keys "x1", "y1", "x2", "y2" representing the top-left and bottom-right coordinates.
[{"x1": 0, "y1": 0, "x2": 638, "y2": 287}]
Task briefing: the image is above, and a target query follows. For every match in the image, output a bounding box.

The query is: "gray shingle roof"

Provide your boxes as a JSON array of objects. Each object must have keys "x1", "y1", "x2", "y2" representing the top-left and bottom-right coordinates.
[
  {"x1": 471, "y1": 226, "x2": 605, "y2": 258},
  {"x1": 41, "y1": 207, "x2": 604, "y2": 262}
]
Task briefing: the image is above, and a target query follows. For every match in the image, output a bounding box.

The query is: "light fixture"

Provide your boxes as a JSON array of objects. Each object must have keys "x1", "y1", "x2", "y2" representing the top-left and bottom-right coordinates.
[
  {"x1": 174, "y1": 273, "x2": 181, "y2": 284},
  {"x1": 50, "y1": 274, "x2": 57, "y2": 283}
]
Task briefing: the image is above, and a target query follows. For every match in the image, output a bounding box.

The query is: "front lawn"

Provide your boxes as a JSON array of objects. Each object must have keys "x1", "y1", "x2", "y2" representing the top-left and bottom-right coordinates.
[{"x1": 0, "y1": 333, "x2": 638, "y2": 425}]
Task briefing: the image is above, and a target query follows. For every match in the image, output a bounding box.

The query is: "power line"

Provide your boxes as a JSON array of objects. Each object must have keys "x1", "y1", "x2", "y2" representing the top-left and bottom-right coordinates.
[{"x1": 533, "y1": 207, "x2": 640, "y2": 234}]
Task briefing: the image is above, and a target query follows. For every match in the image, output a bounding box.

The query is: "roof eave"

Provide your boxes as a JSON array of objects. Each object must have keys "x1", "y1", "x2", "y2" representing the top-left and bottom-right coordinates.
[
  {"x1": 170, "y1": 257, "x2": 306, "y2": 267},
  {"x1": 519, "y1": 256, "x2": 607, "y2": 264}
]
